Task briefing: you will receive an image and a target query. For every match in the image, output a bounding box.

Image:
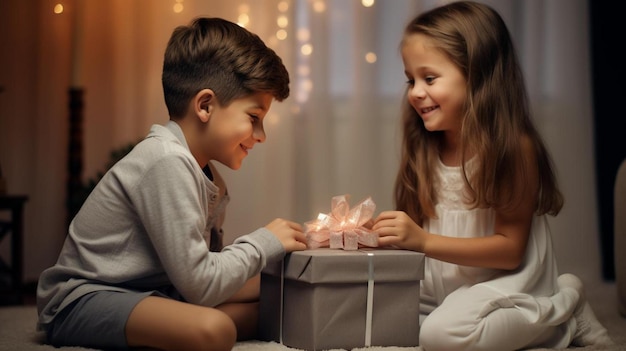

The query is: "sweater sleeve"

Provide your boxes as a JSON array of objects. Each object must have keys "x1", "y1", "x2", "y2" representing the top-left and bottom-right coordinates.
[{"x1": 130, "y1": 152, "x2": 284, "y2": 306}]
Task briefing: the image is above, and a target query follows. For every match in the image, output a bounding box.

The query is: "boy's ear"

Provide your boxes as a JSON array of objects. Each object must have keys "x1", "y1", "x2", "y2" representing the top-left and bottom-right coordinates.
[{"x1": 195, "y1": 89, "x2": 215, "y2": 123}]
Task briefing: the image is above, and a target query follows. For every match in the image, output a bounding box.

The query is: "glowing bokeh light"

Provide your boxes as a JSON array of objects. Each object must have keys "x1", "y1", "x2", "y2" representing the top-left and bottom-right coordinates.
[
  {"x1": 365, "y1": 52, "x2": 377, "y2": 63},
  {"x1": 301, "y1": 44, "x2": 313, "y2": 56},
  {"x1": 313, "y1": 0, "x2": 326, "y2": 13},
  {"x1": 276, "y1": 29, "x2": 288, "y2": 40},
  {"x1": 238, "y1": 13, "x2": 250, "y2": 27},
  {"x1": 278, "y1": 1, "x2": 289, "y2": 12},
  {"x1": 301, "y1": 79, "x2": 313, "y2": 92},
  {"x1": 298, "y1": 64, "x2": 310, "y2": 77},
  {"x1": 297, "y1": 28, "x2": 310, "y2": 42},
  {"x1": 277, "y1": 15, "x2": 289, "y2": 28}
]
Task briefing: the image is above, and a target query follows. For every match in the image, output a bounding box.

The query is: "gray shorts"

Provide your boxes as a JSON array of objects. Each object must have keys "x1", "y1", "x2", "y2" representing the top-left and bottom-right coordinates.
[{"x1": 46, "y1": 290, "x2": 159, "y2": 349}]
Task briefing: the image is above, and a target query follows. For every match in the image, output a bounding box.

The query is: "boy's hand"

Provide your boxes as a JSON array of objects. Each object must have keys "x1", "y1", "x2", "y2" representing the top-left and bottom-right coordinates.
[{"x1": 265, "y1": 218, "x2": 308, "y2": 252}]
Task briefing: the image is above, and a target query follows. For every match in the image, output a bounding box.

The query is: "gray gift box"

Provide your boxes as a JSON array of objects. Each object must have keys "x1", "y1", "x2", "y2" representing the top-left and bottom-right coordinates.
[{"x1": 259, "y1": 248, "x2": 425, "y2": 351}]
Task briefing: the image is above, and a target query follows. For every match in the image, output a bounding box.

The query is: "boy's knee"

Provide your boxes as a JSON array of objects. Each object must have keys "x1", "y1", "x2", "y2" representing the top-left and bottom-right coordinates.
[{"x1": 192, "y1": 311, "x2": 237, "y2": 351}]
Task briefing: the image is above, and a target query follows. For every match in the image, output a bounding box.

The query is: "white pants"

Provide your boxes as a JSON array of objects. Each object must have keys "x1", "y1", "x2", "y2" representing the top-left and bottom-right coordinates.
[{"x1": 419, "y1": 284, "x2": 578, "y2": 351}]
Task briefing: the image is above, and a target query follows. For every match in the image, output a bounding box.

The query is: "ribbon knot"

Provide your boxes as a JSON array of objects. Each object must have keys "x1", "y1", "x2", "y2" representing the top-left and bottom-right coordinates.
[{"x1": 304, "y1": 194, "x2": 379, "y2": 250}]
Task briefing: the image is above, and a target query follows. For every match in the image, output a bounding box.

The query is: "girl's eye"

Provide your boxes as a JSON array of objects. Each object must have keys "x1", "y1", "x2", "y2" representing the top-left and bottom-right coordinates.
[
  {"x1": 249, "y1": 115, "x2": 259, "y2": 123},
  {"x1": 425, "y1": 76, "x2": 436, "y2": 84},
  {"x1": 405, "y1": 78, "x2": 415, "y2": 86}
]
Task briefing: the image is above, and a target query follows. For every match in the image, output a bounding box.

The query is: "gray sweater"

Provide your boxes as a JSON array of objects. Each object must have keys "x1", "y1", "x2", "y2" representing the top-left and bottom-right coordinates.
[{"x1": 37, "y1": 121, "x2": 284, "y2": 328}]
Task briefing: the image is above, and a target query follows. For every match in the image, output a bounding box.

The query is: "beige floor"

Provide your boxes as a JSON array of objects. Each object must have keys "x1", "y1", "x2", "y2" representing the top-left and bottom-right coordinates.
[{"x1": 1, "y1": 281, "x2": 624, "y2": 351}]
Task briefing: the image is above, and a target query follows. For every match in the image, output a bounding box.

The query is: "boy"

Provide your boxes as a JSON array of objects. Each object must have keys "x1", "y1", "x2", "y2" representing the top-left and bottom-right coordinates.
[{"x1": 37, "y1": 17, "x2": 307, "y2": 351}]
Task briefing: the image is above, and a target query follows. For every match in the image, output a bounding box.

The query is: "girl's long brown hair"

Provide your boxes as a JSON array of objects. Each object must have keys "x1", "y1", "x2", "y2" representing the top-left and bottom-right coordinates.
[{"x1": 395, "y1": 1, "x2": 563, "y2": 224}]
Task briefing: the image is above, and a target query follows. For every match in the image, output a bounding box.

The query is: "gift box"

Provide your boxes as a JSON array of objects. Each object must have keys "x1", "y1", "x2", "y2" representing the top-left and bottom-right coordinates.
[{"x1": 259, "y1": 248, "x2": 425, "y2": 351}]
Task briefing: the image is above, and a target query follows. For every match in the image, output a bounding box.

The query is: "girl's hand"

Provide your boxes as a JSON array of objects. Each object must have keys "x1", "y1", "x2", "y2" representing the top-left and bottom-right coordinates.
[
  {"x1": 265, "y1": 218, "x2": 308, "y2": 252},
  {"x1": 362, "y1": 218, "x2": 374, "y2": 229},
  {"x1": 372, "y1": 211, "x2": 427, "y2": 252}
]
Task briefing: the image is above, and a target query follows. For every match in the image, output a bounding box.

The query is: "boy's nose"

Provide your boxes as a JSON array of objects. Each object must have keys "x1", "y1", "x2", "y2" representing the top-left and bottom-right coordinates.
[{"x1": 254, "y1": 125, "x2": 266, "y2": 143}]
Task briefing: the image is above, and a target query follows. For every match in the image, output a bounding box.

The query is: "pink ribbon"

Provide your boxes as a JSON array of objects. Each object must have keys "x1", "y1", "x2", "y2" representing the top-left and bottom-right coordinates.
[{"x1": 304, "y1": 194, "x2": 379, "y2": 250}]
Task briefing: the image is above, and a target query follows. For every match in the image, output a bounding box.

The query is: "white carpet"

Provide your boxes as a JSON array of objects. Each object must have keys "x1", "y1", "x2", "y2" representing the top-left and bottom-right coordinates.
[{"x1": 234, "y1": 341, "x2": 423, "y2": 351}]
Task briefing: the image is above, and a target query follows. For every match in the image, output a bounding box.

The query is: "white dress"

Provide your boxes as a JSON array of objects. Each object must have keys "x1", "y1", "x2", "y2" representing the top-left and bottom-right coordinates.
[{"x1": 418, "y1": 159, "x2": 578, "y2": 351}]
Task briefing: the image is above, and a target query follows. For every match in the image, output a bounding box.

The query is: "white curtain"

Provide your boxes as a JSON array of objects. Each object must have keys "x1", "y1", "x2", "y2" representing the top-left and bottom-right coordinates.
[{"x1": 0, "y1": 0, "x2": 600, "y2": 284}]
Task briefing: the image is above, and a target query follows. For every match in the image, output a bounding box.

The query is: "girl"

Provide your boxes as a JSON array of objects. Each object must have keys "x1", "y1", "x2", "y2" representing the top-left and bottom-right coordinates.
[{"x1": 372, "y1": 2, "x2": 613, "y2": 350}]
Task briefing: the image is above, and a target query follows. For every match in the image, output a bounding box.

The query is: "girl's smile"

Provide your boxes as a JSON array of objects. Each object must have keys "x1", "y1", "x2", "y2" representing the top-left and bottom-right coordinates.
[
  {"x1": 418, "y1": 105, "x2": 440, "y2": 117},
  {"x1": 402, "y1": 33, "x2": 466, "y2": 134}
]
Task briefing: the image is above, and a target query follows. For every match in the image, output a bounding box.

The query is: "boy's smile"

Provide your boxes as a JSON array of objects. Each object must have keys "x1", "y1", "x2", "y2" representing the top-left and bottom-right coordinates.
[{"x1": 202, "y1": 92, "x2": 273, "y2": 170}]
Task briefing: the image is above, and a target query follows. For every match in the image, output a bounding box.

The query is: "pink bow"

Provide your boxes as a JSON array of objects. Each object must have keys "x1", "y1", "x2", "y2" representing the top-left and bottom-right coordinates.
[{"x1": 304, "y1": 194, "x2": 379, "y2": 250}]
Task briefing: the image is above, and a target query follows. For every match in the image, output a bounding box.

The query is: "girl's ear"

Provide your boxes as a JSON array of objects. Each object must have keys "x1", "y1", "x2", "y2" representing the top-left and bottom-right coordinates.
[{"x1": 195, "y1": 89, "x2": 216, "y2": 123}]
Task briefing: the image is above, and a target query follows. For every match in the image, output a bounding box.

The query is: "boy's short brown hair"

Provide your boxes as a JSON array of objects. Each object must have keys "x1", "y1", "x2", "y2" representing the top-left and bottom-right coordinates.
[{"x1": 162, "y1": 17, "x2": 290, "y2": 118}]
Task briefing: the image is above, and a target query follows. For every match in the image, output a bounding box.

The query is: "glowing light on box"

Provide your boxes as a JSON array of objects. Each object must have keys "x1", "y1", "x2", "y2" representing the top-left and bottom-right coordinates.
[
  {"x1": 365, "y1": 52, "x2": 377, "y2": 63},
  {"x1": 362, "y1": 0, "x2": 375, "y2": 7},
  {"x1": 297, "y1": 28, "x2": 310, "y2": 42},
  {"x1": 173, "y1": 3, "x2": 183, "y2": 13},
  {"x1": 278, "y1": 1, "x2": 289, "y2": 12},
  {"x1": 53, "y1": 3, "x2": 64, "y2": 14},
  {"x1": 277, "y1": 15, "x2": 289, "y2": 28},
  {"x1": 300, "y1": 44, "x2": 313, "y2": 56},
  {"x1": 276, "y1": 29, "x2": 288, "y2": 40},
  {"x1": 313, "y1": 0, "x2": 326, "y2": 13}
]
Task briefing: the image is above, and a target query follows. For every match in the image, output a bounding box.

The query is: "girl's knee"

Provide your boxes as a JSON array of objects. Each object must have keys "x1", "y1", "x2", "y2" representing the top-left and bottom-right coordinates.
[
  {"x1": 421, "y1": 314, "x2": 508, "y2": 351},
  {"x1": 420, "y1": 312, "x2": 476, "y2": 351},
  {"x1": 420, "y1": 314, "x2": 455, "y2": 351}
]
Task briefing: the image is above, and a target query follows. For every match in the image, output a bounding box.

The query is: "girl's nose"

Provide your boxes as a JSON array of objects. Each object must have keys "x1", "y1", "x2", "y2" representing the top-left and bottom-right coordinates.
[{"x1": 408, "y1": 83, "x2": 426, "y2": 100}]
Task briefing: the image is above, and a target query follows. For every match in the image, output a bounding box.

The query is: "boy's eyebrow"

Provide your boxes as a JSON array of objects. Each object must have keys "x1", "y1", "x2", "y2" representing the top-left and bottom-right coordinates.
[
  {"x1": 251, "y1": 102, "x2": 271, "y2": 112},
  {"x1": 248, "y1": 104, "x2": 265, "y2": 113}
]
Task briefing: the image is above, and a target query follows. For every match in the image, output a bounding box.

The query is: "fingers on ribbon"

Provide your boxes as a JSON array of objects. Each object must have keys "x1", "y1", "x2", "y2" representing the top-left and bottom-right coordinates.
[
  {"x1": 379, "y1": 210, "x2": 399, "y2": 220},
  {"x1": 377, "y1": 235, "x2": 398, "y2": 246},
  {"x1": 372, "y1": 219, "x2": 396, "y2": 232},
  {"x1": 295, "y1": 232, "x2": 307, "y2": 243}
]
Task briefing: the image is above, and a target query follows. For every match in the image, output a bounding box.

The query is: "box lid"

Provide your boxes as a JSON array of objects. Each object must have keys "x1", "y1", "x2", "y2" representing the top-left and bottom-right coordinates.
[{"x1": 263, "y1": 248, "x2": 424, "y2": 284}]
